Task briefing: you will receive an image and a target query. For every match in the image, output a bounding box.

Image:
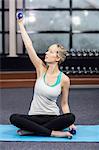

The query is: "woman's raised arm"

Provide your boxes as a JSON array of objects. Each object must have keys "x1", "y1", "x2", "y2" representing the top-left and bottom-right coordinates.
[{"x1": 17, "y1": 13, "x2": 45, "y2": 71}]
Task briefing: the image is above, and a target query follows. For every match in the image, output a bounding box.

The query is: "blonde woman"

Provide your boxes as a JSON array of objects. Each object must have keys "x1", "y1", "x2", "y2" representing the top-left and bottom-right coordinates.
[{"x1": 10, "y1": 13, "x2": 76, "y2": 138}]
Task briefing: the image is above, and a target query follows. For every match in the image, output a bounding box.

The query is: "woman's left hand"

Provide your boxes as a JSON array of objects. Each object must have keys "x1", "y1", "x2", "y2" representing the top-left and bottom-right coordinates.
[{"x1": 69, "y1": 124, "x2": 77, "y2": 131}]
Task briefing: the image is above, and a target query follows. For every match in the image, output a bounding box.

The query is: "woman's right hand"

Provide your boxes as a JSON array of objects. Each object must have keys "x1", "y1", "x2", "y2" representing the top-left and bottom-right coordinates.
[{"x1": 16, "y1": 11, "x2": 24, "y2": 24}]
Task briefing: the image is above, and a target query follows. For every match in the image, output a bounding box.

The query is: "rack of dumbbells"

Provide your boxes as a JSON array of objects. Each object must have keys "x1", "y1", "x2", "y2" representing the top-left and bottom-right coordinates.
[{"x1": 60, "y1": 48, "x2": 99, "y2": 76}]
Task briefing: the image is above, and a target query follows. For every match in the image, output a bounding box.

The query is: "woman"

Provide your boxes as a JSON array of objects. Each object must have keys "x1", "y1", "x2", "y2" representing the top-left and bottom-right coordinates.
[{"x1": 10, "y1": 13, "x2": 76, "y2": 138}]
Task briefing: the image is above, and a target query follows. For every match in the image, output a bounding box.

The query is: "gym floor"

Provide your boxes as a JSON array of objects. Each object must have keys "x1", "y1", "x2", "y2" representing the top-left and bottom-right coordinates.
[{"x1": 0, "y1": 87, "x2": 99, "y2": 150}]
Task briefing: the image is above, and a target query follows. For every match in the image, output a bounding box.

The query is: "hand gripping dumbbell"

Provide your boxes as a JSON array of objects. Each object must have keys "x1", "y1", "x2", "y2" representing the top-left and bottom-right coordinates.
[
  {"x1": 16, "y1": 11, "x2": 23, "y2": 20},
  {"x1": 69, "y1": 129, "x2": 76, "y2": 135},
  {"x1": 67, "y1": 129, "x2": 76, "y2": 139}
]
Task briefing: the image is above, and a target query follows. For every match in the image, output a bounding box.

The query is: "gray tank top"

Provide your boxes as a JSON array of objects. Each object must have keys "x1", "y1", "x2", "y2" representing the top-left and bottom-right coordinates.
[{"x1": 28, "y1": 71, "x2": 62, "y2": 115}]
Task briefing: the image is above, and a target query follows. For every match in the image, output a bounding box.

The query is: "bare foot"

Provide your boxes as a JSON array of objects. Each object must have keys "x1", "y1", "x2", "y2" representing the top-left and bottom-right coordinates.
[
  {"x1": 51, "y1": 130, "x2": 73, "y2": 138},
  {"x1": 17, "y1": 129, "x2": 34, "y2": 136}
]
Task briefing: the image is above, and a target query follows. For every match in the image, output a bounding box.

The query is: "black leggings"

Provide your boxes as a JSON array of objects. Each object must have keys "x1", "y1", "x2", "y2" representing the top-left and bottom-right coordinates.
[{"x1": 10, "y1": 113, "x2": 75, "y2": 136}]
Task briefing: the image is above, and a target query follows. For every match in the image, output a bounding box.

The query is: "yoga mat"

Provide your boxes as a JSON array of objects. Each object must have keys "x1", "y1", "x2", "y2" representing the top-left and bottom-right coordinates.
[{"x1": 0, "y1": 125, "x2": 99, "y2": 142}]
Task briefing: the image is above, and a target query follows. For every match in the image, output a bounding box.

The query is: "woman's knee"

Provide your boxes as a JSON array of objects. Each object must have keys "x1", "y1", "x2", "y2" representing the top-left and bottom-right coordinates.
[
  {"x1": 9, "y1": 114, "x2": 19, "y2": 124},
  {"x1": 63, "y1": 113, "x2": 75, "y2": 123},
  {"x1": 69, "y1": 113, "x2": 75, "y2": 123}
]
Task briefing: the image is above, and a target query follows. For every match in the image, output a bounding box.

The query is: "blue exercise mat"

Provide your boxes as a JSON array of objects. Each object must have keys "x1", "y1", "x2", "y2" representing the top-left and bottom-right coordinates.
[{"x1": 0, "y1": 125, "x2": 99, "y2": 142}]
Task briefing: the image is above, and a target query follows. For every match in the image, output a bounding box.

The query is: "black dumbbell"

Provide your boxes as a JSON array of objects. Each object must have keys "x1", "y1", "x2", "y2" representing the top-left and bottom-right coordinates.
[
  {"x1": 69, "y1": 129, "x2": 76, "y2": 135},
  {"x1": 16, "y1": 11, "x2": 23, "y2": 20}
]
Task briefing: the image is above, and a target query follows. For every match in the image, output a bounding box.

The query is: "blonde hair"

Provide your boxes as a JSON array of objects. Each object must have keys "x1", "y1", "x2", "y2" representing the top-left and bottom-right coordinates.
[{"x1": 56, "y1": 44, "x2": 68, "y2": 65}]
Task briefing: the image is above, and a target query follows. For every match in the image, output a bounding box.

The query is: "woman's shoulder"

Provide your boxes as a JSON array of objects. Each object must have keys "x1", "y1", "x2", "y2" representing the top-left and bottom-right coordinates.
[
  {"x1": 62, "y1": 72, "x2": 70, "y2": 81},
  {"x1": 61, "y1": 72, "x2": 70, "y2": 88}
]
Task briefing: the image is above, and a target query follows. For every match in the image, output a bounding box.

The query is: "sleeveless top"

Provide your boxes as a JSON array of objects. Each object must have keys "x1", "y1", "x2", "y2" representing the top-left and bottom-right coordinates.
[{"x1": 28, "y1": 71, "x2": 63, "y2": 115}]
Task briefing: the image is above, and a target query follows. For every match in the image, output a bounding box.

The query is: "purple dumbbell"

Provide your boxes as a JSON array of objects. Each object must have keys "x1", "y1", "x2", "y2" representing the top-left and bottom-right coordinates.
[
  {"x1": 69, "y1": 129, "x2": 76, "y2": 135},
  {"x1": 16, "y1": 11, "x2": 23, "y2": 20}
]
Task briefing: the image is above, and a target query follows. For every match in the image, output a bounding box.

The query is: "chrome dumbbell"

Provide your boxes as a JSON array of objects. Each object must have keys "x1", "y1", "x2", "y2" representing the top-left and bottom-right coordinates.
[
  {"x1": 93, "y1": 49, "x2": 99, "y2": 57},
  {"x1": 82, "y1": 49, "x2": 88, "y2": 57},
  {"x1": 70, "y1": 48, "x2": 77, "y2": 57},
  {"x1": 65, "y1": 66, "x2": 70, "y2": 75},
  {"x1": 87, "y1": 49, "x2": 94, "y2": 57},
  {"x1": 88, "y1": 67, "x2": 93, "y2": 74},
  {"x1": 77, "y1": 50, "x2": 82, "y2": 57},
  {"x1": 71, "y1": 66, "x2": 76, "y2": 74},
  {"x1": 94, "y1": 67, "x2": 99, "y2": 74},
  {"x1": 77, "y1": 66, "x2": 82, "y2": 74},
  {"x1": 89, "y1": 50, "x2": 94, "y2": 56},
  {"x1": 83, "y1": 67, "x2": 87, "y2": 74},
  {"x1": 60, "y1": 66, "x2": 63, "y2": 71}
]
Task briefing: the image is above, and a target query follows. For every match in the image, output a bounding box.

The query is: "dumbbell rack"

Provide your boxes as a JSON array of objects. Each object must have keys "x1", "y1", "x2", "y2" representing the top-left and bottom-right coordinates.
[
  {"x1": 60, "y1": 49, "x2": 99, "y2": 76},
  {"x1": 0, "y1": 49, "x2": 99, "y2": 88}
]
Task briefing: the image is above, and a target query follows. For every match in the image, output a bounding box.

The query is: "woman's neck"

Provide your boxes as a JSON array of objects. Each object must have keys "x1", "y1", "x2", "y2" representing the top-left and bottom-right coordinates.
[{"x1": 46, "y1": 63, "x2": 60, "y2": 75}]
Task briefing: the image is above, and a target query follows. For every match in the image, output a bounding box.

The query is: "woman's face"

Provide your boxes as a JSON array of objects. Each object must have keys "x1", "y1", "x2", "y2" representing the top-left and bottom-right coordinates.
[{"x1": 44, "y1": 44, "x2": 60, "y2": 64}]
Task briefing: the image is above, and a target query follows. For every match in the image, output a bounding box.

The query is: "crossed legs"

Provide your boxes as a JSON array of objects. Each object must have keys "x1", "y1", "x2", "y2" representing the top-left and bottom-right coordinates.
[{"x1": 10, "y1": 113, "x2": 75, "y2": 137}]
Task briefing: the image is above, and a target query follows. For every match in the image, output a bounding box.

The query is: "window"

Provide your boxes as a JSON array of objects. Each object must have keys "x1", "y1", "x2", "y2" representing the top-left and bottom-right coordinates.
[
  {"x1": 0, "y1": 11, "x2": 2, "y2": 31},
  {"x1": 25, "y1": 0, "x2": 69, "y2": 9},
  {"x1": 16, "y1": 0, "x2": 99, "y2": 55},
  {"x1": 72, "y1": 11, "x2": 99, "y2": 31},
  {"x1": 16, "y1": 0, "x2": 70, "y2": 55},
  {"x1": 0, "y1": 34, "x2": 2, "y2": 53},
  {"x1": 0, "y1": 0, "x2": 9, "y2": 55},
  {"x1": 24, "y1": 11, "x2": 70, "y2": 32},
  {"x1": 29, "y1": 33, "x2": 69, "y2": 54},
  {"x1": 0, "y1": 2, "x2": 2, "y2": 53},
  {"x1": 72, "y1": 0, "x2": 99, "y2": 9},
  {"x1": 73, "y1": 34, "x2": 99, "y2": 50},
  {"x1": 1, "y1": 0, "x2": 99, "y2": 56},
  {"x1": 0, "y1": 0, "x2": 1, "y2": 8}
]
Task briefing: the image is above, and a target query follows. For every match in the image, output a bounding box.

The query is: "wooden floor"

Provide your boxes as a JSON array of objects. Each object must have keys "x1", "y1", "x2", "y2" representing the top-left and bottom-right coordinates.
[{"x1": 0, "y1": 71, "x2": 99, "y2": 88}]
